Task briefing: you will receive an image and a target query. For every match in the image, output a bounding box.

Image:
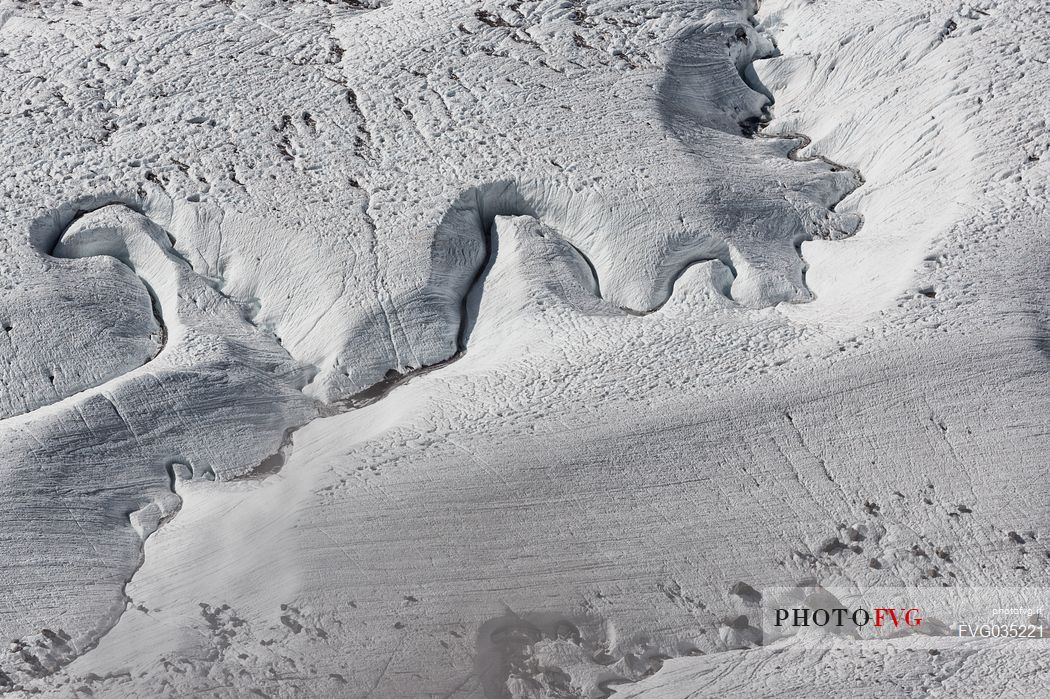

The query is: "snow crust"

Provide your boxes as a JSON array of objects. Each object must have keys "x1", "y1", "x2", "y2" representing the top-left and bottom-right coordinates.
[{"x1": 0, "y1": 0, "x2": 1047, "y2": 695}]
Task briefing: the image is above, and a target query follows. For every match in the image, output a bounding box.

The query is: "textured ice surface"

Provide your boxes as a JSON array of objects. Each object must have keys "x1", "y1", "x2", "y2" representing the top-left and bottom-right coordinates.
[{"x1": 0, "y1": 0, "x2": 1047, "y2": 695}]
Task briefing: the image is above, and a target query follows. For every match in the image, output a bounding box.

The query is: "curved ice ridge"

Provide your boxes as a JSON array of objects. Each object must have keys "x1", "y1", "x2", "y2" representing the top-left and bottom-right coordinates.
[
  {"x1": 5, "y1": 0, "x2": 869, "y2": 682},
  {"x1": 0, "y1": 205, "x2": 316, "y2": 684},
  {"x1": 3, "y1": 203, "x2": 300, "y2": 425}
]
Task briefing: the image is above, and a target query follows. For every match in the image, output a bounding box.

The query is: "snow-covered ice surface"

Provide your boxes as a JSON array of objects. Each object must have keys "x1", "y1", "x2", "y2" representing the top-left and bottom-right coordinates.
[{"x1": 0, "y1": 0, "x2": 1047, "y2": 695}]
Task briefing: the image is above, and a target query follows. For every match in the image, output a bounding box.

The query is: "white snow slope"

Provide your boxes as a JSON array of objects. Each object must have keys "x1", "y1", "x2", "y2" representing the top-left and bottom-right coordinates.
[{"x1": 0, "y1": 0, "x2": 1047, "y2": 696}]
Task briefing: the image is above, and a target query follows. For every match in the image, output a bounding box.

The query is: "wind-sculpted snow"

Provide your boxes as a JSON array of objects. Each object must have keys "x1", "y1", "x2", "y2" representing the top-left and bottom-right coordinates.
[
  {"x1": 0, "y1": 219, "x2": 162, "y2": 420},
  {"x1": 0, "y1": 0, "x2": 860, "y2": 410},
  {"x1": 465, "y1": 214, "x2": 740, "y2": 359},
  {"x1": 0, "y1": 204, "x2": 316, "y2": 684},
  {"x1": 324, "y1": 0, "x2": 861, "y2": 401},
  {"x1": 0, "y1": 0, "x2": 1047, "y2": 695}
]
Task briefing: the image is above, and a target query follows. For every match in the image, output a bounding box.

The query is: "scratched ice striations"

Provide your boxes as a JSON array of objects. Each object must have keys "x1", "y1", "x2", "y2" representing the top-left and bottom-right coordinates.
[{"x1": 0, "y1": 0, "x2": 1047, "y2": 696}]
